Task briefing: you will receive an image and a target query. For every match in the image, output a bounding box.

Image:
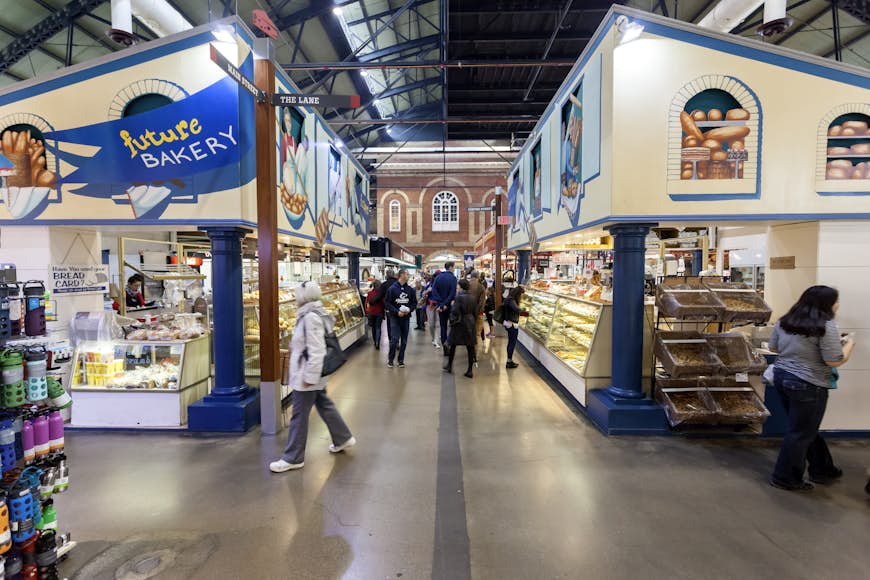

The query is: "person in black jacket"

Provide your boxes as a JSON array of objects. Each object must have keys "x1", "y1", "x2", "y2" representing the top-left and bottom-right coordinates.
[
  {"x1": 372, "y1": 268, "x2": 397, "y2": 341},
  {"x1": 443, "y1": 279, "x2": 478, "y2": 378},
  {"x1": 385, "y1": 269, "x2": 416, "y2": 368},
  {"x1": 503, "y1": 286, "x2": 526, "y2": 369}
]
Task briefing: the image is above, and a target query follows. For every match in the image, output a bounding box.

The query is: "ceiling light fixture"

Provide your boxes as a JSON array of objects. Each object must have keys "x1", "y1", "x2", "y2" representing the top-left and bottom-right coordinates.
[
  {"x1": 332, "y1": 7, "x2": 343, "y2": 16},
  {"x1": 615, "y1": 15, "x2": 644, "y2": 45},
  {"x1": 335, "y1": 139, "x2": 344, "y2": 147},
  {"x1": 360, "y1": 70, "x2": 369, "y2": 77}
]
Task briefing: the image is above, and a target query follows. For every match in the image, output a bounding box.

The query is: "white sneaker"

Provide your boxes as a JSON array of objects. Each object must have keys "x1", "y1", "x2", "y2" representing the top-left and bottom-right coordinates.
[
  {"x1": 329, "y1": 436, "x2": 357, "y2": 453},
  {"x1": 433, "y1": 340, "x2": 440, "y2": 348},
  {"x1": 270, "y1": 459, "x2": 304, "y2": 473}
]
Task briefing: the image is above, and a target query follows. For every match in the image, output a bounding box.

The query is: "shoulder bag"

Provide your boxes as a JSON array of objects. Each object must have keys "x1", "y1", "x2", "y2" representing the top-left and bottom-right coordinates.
[{"x1": 302, "y1": 313, "x2": 346, "y2": 376}]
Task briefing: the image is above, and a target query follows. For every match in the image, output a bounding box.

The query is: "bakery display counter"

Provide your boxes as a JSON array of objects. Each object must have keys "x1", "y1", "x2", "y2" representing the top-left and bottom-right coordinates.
[
  {"x1": 69, "y1": 334, "x2": 211, "y2": 428},
  {"x1": 518, "y1": 288, "x2": 653, "y2": 406},
  {"x1": 243, "y1": 283, "x2": 366, "y2": 375}
]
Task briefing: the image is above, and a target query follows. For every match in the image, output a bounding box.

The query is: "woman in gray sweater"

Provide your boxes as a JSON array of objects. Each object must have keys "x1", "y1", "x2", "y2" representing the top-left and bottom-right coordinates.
[{"x1": 769, "y1": 285, "x2": 855, "y2": 491}]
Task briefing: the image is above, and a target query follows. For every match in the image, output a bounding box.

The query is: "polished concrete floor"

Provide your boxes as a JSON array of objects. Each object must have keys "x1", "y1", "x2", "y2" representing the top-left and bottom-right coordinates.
[{"x1": 57, "y1": 326, "x2": 870, "y2": 579}]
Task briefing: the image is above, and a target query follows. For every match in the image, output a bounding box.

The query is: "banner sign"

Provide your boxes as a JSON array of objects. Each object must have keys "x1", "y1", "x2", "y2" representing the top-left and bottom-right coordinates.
[
  {"x1": 48, "y1": 264, "x2": 109, "y2": 295},
  {"x1": 271, "y1": 93, "x2": 360, "y2": 108},
  {"x1": 209, "y1": 44, "x2": 266, "y2": 102},
  {"x1": 45, "y1": 77, "x2": 242, "y2": 187}
]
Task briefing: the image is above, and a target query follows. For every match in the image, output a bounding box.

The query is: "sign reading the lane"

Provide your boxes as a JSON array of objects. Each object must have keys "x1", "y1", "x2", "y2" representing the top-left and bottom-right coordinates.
[
  {"x1": 271, "y1": 93, "x2": 361, "y2": 108},
  {"x1": 209, "y1": 44, "x2": 266, "y2": 102}
]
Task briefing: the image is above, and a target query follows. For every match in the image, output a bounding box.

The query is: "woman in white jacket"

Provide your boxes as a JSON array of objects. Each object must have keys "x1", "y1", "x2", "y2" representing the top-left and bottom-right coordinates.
[{"x1": 270, "y1": 282, "x2": 356, "y2": 473}]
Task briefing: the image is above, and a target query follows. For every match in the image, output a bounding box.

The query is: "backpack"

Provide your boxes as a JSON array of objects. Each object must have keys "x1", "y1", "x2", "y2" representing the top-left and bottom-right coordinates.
[
  {"x1": 302, "y1": 313, "x2": 346, "y2": 376},
  {"x1": 493, "y1": 305, "x2": 505, "y2": 324}
]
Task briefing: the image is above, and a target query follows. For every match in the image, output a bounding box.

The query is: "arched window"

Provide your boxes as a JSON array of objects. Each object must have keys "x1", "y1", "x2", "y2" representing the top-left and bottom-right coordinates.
[
  {"x1": 432, "y1": 191, "x2": 459, "y2": 232},
  {"x1": 389, "y1": 199, "x2": 401, "y2": 232}
]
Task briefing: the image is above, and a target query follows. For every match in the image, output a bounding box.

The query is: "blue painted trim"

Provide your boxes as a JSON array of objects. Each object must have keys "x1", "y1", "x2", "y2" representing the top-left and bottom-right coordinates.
[
  {"x1": 817, "y1": 190, "x2": 870, "y2": 196},
  {"x1": 640, "y1": 20, "x2": 870, "y2": 89},
  {"x1": 509, "y1": 12, "x2": 616, "y2": 174},
  {"x1": 0, "y1": 31, "x2": 219, "y2": 107},
  {"x1": 668, "y1": 193, "x2": 761, "y2": 201}
]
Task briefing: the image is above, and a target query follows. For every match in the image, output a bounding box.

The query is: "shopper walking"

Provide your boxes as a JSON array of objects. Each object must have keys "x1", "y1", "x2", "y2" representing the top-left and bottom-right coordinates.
[
  {"x1": 414, "y1": 277, "x2": 427, "y2": 331},
  {"x1": 365, "y1": 280, "x2": 384, "y2": 350},
  {"x1": 484, "y1": 285, "x2": 496, "y2": 339},
  {"x1": 371, "y1": 268, "x2": 397, "y2": 341},
  {"x1": 769, "y1": 285, "x2": 855, "y2": 491},
  {"x1": 443, "y1": 279, "x2": 477, "y2": 379},
  {"x1": 385, "y1": 269, "x2": 416, "y2": 368},
  {"x1": 503, "y1": 286, "x2": 526, "y2": 369},
  {"x1": 430, "y1": 261, "x2": 457, "y2": 351},
  {"x1": 468, "y1": 270, "x2": 487, "y2": 344},
  {"x1": 426, "y1": 272, "x2": 440, "y2": 348},
  {"x1": 270, "y1": 282, "x2": 355, "y2": 473}
]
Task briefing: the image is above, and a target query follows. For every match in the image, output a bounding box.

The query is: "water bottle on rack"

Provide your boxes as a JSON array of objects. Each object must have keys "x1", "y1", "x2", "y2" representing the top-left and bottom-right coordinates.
[
  {"x1": 31, "y1": 416, "x2": 48, "y2": 460},
  {"x1": 0, "y1": 350, "x2": 26, "y2": 408},
  {"x1": 44, "y1": 380, "x2": 70, "y2": 411},
  {"x1": 0, "y1": 285, "x2": 12, "y2": 341},
  {"x1": 0, "y1": 420, "x2": 15, "y2": 474},
  {"x1": 0, "y1": 493, "x2": 11, "y2": 555},
  {"x1": 21, "y1": 418, "x2": 34, "y2": 465},
  {"x1": 46, "y1": 413, "x2": 62, "y2": 454},
  {"x1": 22, "y1": 282, "x2": 46, "y2": 338},
  {"x1": 23, "y1": 350, "x2": 47, "y2": 404},
  {"x1": 7, "y1": 284, "x2": 22, "y2": 338}
]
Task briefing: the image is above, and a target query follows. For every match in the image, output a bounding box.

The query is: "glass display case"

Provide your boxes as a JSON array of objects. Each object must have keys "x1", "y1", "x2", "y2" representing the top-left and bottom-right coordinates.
[
  {"x1": 243, "y1": 283, "x2": 365, "y2": 376},
  {"x1": 516, "y1": 287, "x2": 654, "y2": 407},
  {"x1": 69, "y1": 334, "x2": 211, "y2": 428}
]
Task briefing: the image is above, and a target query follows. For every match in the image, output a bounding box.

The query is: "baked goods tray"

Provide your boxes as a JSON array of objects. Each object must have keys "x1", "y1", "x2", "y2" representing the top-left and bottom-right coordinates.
[
  {"x1": 701, "y1": 281, "x2": 772, "y2": 323},
  {"x1": 655, "y1": 283, "x2": 725, "y2": 320},
  {"x1": 708, "y1": 387, "x2": 770, "y2": 424},
  {"x1": 655, "y1": 385, "x2": 720, "y2": 427},
  {"x1": 703, "y1": 333, "x2": 767, "y2": 374},
  {"x1": 654, "y1": 331, "x2": 723, "y2": 378}
]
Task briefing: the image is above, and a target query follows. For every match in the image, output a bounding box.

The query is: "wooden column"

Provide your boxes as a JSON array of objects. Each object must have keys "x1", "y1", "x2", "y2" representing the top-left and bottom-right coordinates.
[{"x1": 254, "y1": 44, "x2": 280, "y2": 435}]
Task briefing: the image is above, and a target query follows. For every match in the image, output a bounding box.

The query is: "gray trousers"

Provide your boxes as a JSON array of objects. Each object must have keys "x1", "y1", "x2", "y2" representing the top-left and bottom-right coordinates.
[{"x1": 282, "y1": 388, "x2": 353, "y2": 464}]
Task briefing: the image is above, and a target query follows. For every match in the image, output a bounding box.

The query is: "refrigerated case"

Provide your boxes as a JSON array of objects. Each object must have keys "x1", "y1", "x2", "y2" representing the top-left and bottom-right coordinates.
[
  {"x1": 517, "y1": 288, "x2": 654, "y2": 406},
  {"x1": 69, "y1": 334, "x2": 211, "y2": 428},
  {"x1": 243, "y1": 282, "x2": 366, "y2": 376}
]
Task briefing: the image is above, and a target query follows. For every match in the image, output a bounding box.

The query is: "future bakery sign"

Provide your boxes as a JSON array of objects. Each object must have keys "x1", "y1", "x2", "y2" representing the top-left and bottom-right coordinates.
[{"x1": 0, "y1": 71, "x2": 248, "y2": 223}]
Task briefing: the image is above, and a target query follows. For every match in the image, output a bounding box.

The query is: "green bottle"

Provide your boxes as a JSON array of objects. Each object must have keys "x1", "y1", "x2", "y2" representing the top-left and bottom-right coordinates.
[
  {"x1": 46, "y1": 377, "x2": 72, "y2": 409},
  {"x1": 37, "y1": 499, "x2": 57, "y2": 531}
]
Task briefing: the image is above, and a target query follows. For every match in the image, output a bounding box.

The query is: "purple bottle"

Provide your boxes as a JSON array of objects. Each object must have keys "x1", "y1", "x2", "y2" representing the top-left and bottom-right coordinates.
[
  {"x1": 33, "y1": 414, "x2": 49, "y2": 459},
  {"x1": 22, "y1": 418, "x2": 34, "y2": 464},
  {"x1": 48, "y1": 410, "x2": 63, "y2": 452}
]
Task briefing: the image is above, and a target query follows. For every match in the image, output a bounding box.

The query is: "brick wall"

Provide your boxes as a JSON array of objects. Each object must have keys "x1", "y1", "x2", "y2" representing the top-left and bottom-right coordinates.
[{"x1": 376, "y1": 173, "x2": 506, "y2": 263}]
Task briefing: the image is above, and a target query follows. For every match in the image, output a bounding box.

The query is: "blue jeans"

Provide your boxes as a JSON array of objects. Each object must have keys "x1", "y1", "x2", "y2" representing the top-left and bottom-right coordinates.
[
  {"x1": 772, "y1": 368, "x2": 836, "y2": 486},
  {"x1": 506, "y1": 325, "x2": 519, "y2": 361},
  {"x1": 368, "y1": 314, "x2": 383, "y2": 346},
  {"x1": 388, "y1": 314, "x2": 410, "y2": 364}
]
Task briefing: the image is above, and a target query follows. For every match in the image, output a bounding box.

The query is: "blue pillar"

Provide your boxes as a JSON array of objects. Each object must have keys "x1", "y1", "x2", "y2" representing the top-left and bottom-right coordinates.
[
  {"x1": 346, "y1": 251, "x2": 361, "y2": 289},
  {"x1": 517, "y1": 249, "x2": 531, "y2": 284},
  {"x1": 188, "y1": 227, "x2": 260, "y2": 432},
  {"x1": 587, "y1": 223, "x2": 667, "y2": 435}
]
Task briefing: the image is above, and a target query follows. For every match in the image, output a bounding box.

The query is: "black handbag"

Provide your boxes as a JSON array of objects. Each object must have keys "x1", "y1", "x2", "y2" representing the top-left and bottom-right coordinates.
[{"x1": 302, "y1": 313, "x2": 346, "y2": 376}]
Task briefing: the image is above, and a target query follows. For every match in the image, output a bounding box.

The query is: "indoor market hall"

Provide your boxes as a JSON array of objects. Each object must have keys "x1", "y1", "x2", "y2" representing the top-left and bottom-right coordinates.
[
  {"x1": 0, "y1": 1, "x2": 869, "y2": 579},
  {"x1": 59, "y1": 329, "x2": 870, "y2": 579}
]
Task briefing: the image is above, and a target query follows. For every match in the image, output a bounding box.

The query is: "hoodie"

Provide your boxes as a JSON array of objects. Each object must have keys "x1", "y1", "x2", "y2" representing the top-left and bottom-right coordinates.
[
  {"x1": 385, "y1": 280, "x2": 417, "y2": 317},
  {"x1": 289, "y1": 300, "x2": 334, "y2": 391},
  {"x1": 430, "y1": 270, "x2": 457, "y2": 308}
]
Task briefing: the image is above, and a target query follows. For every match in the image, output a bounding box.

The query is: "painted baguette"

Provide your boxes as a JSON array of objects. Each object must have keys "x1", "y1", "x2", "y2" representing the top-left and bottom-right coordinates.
[
  {"x1": 680, "y1": 111, "x2": 703, "y2": 140},
  {"x1": 703, "y1": 126, "x2": 750, "y2": 144},
  {"x1": 725, "y1": 108, "x2": 750, "y2": 121}
]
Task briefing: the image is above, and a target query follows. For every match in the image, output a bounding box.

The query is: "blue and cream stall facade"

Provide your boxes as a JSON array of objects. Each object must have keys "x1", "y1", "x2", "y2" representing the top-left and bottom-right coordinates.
[
  {"x1": 506, "y1": 6, "x2": 870, "y2": 435},
  {"x1": 0, "y1": 17, "x2": 370, "y2": 432}
]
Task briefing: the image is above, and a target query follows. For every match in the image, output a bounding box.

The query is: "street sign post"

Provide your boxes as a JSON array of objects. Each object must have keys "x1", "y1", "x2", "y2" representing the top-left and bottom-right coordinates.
[
  {"x1": 271, "y1": 93, "x2": 360, "y2": 108},
  {"x1": 466, "y1": 206, "x2": 494, "y2": 212},
  {"x1": 209, "y1": 44, "x2": 266, "y2": 102}
]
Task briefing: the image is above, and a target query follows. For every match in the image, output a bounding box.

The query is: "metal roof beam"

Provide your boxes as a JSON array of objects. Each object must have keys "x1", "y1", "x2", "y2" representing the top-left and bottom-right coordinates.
[
  {"x1": 0, "y1": 22, "x2": 67, "y2": 66},
  {"x1": 448, "y1": 1, "x2": 612, "y2": 15},
  {"x1": 731, "y1": 0, "x2": 815, "y2": 34},
  {"x1": 357, "y1": 34, "x2": 440, "y2": 62},
  {"x1": 450, "y1": 33, "x2": 592, "y2": 43},
  {"x1": 1, "y1": 0, "x2": 108, "y2": 74},
  {"x1": 275, "y1": 0, "x2": 356, "y2": 31},
  {"x1": 824, "y1": 26, "x2": 870, "y2": 57},
  {"x1": 30, "y1": 0, "x2": 121, "y2": 51},
  {"x1": 775, "y1": 4, "x2": 831, "y2": 45}
]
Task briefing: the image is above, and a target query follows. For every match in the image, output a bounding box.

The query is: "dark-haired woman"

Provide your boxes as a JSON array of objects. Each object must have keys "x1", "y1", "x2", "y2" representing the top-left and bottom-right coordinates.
[
  {"x1": 769, "y1": 285, "x2": 855, "y2": 492},
  {"x1": 503, "y1": 286, "x2": 526, "y2": 369}
]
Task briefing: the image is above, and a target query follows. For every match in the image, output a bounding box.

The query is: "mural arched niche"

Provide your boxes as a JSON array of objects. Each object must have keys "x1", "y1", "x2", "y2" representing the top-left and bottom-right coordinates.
[
  {"x1": 0, "y1": 113, "x2": 58, "y2": 219},
  {"x1": 667, "y1": 75, "x2": 762, "y2": 199},
  {"x1": 817, "y1": 103, "x2": 870, "y2": 194}
]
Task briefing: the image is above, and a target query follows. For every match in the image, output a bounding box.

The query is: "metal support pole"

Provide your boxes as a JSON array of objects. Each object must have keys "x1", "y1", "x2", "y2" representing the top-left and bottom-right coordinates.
[
  {"x1": 832, "y1": 0, "x2": 842, "y2": 61},
  {"x1": 65, "y1": 25, "x2": 74, "y2": 67},
  {"x1": 494, "y1": 187, "x2": 504, "y2": 307}
]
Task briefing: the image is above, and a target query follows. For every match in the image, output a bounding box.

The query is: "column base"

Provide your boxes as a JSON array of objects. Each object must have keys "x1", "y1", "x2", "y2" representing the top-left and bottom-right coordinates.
[
  {"x1": 586, "y1": 388, "x2": 669, "y2": 436},
  {"x1": 188, "y1": 388, "x2": 261, "y2": 433}
]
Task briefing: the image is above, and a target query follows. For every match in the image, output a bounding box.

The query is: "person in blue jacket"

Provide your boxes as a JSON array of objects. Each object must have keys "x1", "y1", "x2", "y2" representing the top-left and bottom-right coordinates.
[
  {"x1": 385, "y1": 269, "x2": 416, "y2": 368},
  {"x1": 429, "y1": 261, "x2": 457, "y2": 352}
]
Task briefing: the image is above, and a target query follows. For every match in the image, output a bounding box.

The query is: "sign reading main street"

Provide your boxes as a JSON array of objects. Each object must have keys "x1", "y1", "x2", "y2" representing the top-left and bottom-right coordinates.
[{"x1": 209, "y1": 44, "x2": 266, "y2": 102}]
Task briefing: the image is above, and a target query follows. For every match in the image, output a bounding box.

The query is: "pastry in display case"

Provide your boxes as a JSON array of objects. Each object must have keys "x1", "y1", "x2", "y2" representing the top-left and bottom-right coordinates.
[
  {"x1": 70, "y1": 334, "x2": 210, "y2": 392},
  {"x1": 546, "y1": 298, "x2": 601, "y2": 373},
  {"x1": 520, "y1": 289, "x2": 558, "y2": 344}
]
